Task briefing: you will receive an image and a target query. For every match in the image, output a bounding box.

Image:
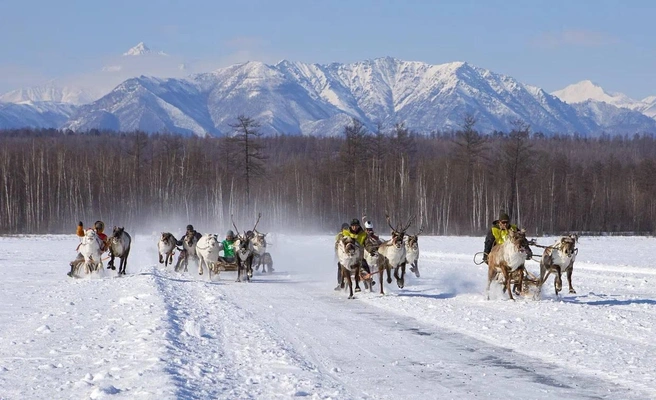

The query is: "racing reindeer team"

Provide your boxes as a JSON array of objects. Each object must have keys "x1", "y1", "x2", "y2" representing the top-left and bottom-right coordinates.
[
  {"x1": 334, "y1": 211, "x2": 578, "y2": 300},
  {"x1": 69, "y1": 212, "x2": 577, "y2": 301}
]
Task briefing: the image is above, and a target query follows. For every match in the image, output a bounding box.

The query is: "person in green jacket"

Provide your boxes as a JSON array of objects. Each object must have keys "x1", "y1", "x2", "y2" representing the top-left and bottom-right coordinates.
[{"x1": 219, "y1": 230, "x2": 237, "y2": 263}]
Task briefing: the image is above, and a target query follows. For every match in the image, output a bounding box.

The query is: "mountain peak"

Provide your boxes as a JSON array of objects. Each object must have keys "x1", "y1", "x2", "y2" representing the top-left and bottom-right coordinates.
[
  {"x1": 552, "y1": 80, "x2": 644, "y2": 111},
  {"x1": 552, "y1": 80, "x2": 615, "y2": 104},
  {"x1": 122, "y1": 42, "x2": 166, "y2": 56}
]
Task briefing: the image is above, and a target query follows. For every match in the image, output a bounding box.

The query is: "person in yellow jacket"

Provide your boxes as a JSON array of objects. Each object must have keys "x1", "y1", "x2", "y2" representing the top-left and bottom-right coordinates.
[
  {"x1": 341, "y1": 218, "x2": 368, "y2": 247},
  {"x1": 483, "y1": 212, "x2": 532, "y2": 263},
  {"x1": 334, "y1": 219, "x2": 374, "y2": 290}
]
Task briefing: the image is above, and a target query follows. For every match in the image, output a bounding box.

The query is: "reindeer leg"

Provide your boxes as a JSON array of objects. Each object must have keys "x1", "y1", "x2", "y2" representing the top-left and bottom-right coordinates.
[
  {"x1": 378, "y1": 267, "x2": 385, "y2": 295},
  {"x1": 396, "y1": 262, "x2": 406, "y2": 289},
  {"x1": 567, "y1": 265, "x2": 576, "y2": 294},
  {"x1": 335, "y1": 263, "x2": 342, "y2": 291},
  {"x1": 345, "y1": 267, "x2": 354, "y2": 299},
  {"x1": 502, "y1": 267, "x2": 514, "y2": 301},
  {"x1": 486, "y1": 265, "x2": 496, "y2": 300},
  {"x1": 555, "y1": 266, "x2": 563, "y2": 296},
  {"x1": 247, "y1": 257, "x2": 253, "y2": 281},
  {"x1": 413, "y1": 261, "x2": 420, "y2": 278},
  {"x1": 354, "y1": 265, "x2": 361, "y2": 292},
  {"x1": 386, "y1": 265, "x2": 392, "y2": 284}
]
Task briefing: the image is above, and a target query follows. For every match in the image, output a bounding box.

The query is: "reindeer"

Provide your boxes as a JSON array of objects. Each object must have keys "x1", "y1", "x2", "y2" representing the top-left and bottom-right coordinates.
[
  {"x1": 107, "y1": 226, "x2": 131, "y2": 275},
  {"x1": 486, "y1": 229, "x2": 531, "y2": 300},
  {"x1": 175, "y1": 230, "x2": 200, "y2": 273},
  {"x1": 405, "y1": 225, "x2": 423, "y2": 278},
  {"x1": 158, "y1": 233, "x2": 177, "y2": 268},
  {"x1": 336, "y1": 236, "x2": 364, "y2": 299},
  {"x1": 231, "y1": 214, "x2": 261, "y2": 282},
  {"x1": 376, "y1": 214, "x2": 413, "y2": 293},
  {"x1": 77, "y1": 228, "x2": 104, "y2": 276},
  {"x1": 539, "y1": 234, "x2": 578, "y2": 297},
  {"x1": 196, "y1": 233, "x2": 221, "y2": 280},
  {"x1": 251, "y1": 230, "x2": 273, "y2": 273}
]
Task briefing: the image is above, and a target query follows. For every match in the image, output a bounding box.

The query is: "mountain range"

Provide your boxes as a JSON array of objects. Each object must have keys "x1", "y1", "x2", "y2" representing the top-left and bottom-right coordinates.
[{"x1": 2, "y1": 44, "x2": 656, "y2": 137}]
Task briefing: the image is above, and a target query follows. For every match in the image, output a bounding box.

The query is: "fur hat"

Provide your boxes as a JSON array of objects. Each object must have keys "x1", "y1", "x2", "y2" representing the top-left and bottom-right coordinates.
[
  {"x1": 350, "y1": 218, "x2": 360, "y2": 226},
  {"x1": 498, "y1": 212, "x2": 510, "y2": 222},
  {"x1": 186, "y1": 224, "x2": 194, "y2": 231}
]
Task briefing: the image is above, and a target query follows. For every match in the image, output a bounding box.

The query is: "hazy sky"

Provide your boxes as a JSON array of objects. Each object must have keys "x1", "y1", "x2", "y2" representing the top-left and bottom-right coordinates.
[{"x1": 1, "y1": 0, "x2": 655, "y2": 98}]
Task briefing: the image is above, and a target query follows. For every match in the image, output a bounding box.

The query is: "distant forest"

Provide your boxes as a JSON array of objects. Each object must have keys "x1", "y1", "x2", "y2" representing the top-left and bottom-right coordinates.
[{"x1": 2, "y1": 116, "x2": 656, "y2": 236}]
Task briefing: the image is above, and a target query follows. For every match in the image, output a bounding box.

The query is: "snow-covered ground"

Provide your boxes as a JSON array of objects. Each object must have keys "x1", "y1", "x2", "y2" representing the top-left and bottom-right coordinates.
[{"x1": 1, "y1": 234, "x2": 655, "y2": 399}]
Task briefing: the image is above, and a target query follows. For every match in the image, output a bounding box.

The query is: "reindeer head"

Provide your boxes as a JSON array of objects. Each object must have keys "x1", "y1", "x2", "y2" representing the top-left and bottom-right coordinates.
[
  {"x1": 184, "y1": 230, "x2": 198, "y2": 247},
  {"x1": 160, "y1": 232, "x2": 172, "y2": 242},
  {"x1": 508, "y1": 229, "x2": 531, "y2": 257},
  {"x1": 252, "y1": 230, "x2": 267, "y2": 247},
  {"x1": 234, "y1": 234, "x2": 254, "y2": 257},
  {"x1": 110, "y1": 226, "x2": 124, "y2": 244},
  {"x1": 405, "y1": 225, "x2": 423, "y2": 250},
  {"x1": 205, "y1": 234, "x2": 218, "y2": 247},
  {"x1": 386, "y1": 213, "x2": 415, "y2": 249},
  {"x1": 558, "y1": 236, "x2": 576, "y2": 257},
  {"x1": 340, "y1": 236, "x2": 357, "y2": 256}
]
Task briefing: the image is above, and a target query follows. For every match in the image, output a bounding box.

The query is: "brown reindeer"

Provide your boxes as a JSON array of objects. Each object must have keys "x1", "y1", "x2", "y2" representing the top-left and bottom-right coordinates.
[
  {"x1": 486, "y1": 229, "x2": 531, "y2": 300},
  {"x1": 158, "y1": 232, "x2": 177, "y2": 268},
  {"x1": 336, "y1": 236, "x2": 363, "y2": 299},
  {"x1": 539, "y1": 234, "x2": 578, "y2": 296}
]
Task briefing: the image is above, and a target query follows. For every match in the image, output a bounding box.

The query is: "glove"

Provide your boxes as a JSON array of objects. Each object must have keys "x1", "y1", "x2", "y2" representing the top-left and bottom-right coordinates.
[
  {"x1": 78, "y1": 221, "x2": 83, "y2": 227},
  {"x1": 528, "y1": 239, "x2": 536, "y2": 246}
]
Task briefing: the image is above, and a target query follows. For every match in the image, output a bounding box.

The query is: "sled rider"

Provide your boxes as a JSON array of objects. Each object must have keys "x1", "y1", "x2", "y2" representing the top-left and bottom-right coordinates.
[
  {"x1": 176, "y1": 224, "x2": 202, "y2": 246},
  {"x1": 67, "y1": 220, "x2": 108, "y2": 277},
  {"x1": 219, "y1": 230, "x2": 237, "y2": 263},
  {"x1": 341, "y1": 218, "x2": 374, "y2": 277},
  {"x1": 483, "y1": 212, "x2": 532, "y2": 263}
]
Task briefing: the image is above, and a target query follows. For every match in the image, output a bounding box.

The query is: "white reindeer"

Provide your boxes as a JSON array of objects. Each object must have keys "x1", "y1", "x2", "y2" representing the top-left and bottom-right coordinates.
[
  {"x1": 196, "y1": 233, "x2": 221, "y2": 280},
  {"x1": 376, "y1": 214, "x2": 413, "y2": 293},
  {"x1": 404, "y1": 226, "x2": 423, "y2": 278},
  {"x1": 78, "y1": 228, "x2": 104, "y2": 276},
  {"x1": 251, "y1": 230, "x2": 272, "y2": 273},
  {"x1": 539, "y1": 234, "x2": 578, "y2": 297}
]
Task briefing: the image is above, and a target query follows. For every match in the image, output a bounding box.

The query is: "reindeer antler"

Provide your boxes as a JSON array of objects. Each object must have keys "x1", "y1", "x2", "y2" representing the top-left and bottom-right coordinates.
[
  {"x1": 415, "y1": 224, "x2": 424, "y2": 236},
  {"x1": 231, "y1": 214, "x2": 240, "y2": 236},
  {"x1": 385, "y1": 212, "x2": 396, "y2": 232},
  {"x1": 401, "y1": 215, "x2": 416, "y2": 232},
  {"x1": 252, "y1": 212, "x2": 262, "y2": 232}
]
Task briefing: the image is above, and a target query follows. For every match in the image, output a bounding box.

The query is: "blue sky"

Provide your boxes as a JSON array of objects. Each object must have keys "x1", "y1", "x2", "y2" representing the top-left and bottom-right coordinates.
[{"x1": 1, "y1": 0, "x2": 655, "y2": 98}]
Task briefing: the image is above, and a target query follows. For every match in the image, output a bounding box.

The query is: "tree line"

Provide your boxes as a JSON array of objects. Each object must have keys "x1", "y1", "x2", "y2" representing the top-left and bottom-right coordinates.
[{"x1": 1, "y1": 116, "x2": 656, "y2": 236}]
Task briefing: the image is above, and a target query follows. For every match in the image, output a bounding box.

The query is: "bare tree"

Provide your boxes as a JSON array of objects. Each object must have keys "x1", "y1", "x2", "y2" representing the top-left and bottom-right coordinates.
[{"x1": 229, "y1": 115, "x2": 267, "y2": 214}]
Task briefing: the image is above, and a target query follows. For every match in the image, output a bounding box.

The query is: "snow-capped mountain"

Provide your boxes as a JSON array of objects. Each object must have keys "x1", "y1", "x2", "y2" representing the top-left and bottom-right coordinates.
[
  {"x1": 0, "y1": 81, "x2": 99, "y2": 105},
  {"x1": 0, "y1": 101, "x2": 77, "y2": 129},
  {"x1": 0, "y1": 42, "x2": 179, "y2": 106},
  {"x1": 553, "y1": 80, "x2": 656, "y2": 121},
  {"x1": 122, "y1": 42, "x2": 167, "y2": 57},
  {"x1": 65, "y1": 76, "x2": 215, "y2": 136},
  {"x1": 63, "y1": 58, "x2": 656, "y2": 136},
  {"x1": 552, "y1": 80, "x2": 643, "y2": 109}
]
